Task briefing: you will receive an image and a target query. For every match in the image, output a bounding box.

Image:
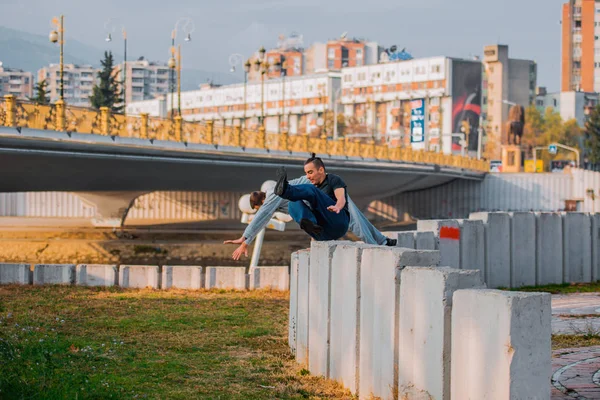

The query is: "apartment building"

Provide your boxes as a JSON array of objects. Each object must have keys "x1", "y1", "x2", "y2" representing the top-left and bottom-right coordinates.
[
  {"x1": 37, "y1": 64, "x2": 98, "y2": 106},
  {"x1": 0, "y1": 64, "x2": 33, "y2": 99},
  {"x1": 113, "y1": 59, "x2": 171, "y2": 105}
]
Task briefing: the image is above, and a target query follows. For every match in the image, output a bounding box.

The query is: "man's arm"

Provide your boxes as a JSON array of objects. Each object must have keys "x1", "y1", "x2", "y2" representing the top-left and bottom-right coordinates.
[{"x1": 328, "y1": 187, "x2": 346, "y2": 214}]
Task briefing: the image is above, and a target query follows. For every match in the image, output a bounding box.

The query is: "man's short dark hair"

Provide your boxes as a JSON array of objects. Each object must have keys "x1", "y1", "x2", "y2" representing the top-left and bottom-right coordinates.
[
  {"x1": 305, "y1": 153, "x2": 326, "y2": 171},
  {"x1": 249, "y1": 191, "x2": 266, "y2": 209}
]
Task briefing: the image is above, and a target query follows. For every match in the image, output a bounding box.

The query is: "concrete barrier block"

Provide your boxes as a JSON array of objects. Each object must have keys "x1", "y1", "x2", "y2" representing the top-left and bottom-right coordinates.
[
  {"x1": 398, "y1": 267, "x2": 484, "y2": 400},
  {"x1": 384, "y1": 231, "x2": 415, "y2": 249},
  {"x1": 295, "y1": 250, "x2": 310, "y2": 367},
  {"x1": 0, "y1": 263, "x2": 31, "y2": 285},
  {"x1": 309, "y1": 240, "x2": 350, "y2": 377},
  {"x1": 415, "y1": 231, "x2": 436, "y2": 250},
  {"x1": 359, "y1": 247, "x2": 440, "y2": 400},
  {"x1": 451, "y1": 289, "x2": 551, "y2": 400},
  {"x1": 563, "y1": 213, "x2": 592, "y2": 283},
  {"x1": 459, "y1": 220, "x2": 484, "y2": 272},
  {"x1": 204, "y1": 267, "x2": 246, "y2": 290},
  {"x1": 593, "y1": 214, "x2": 600, "y2": 282},
  {"x1": 249, "y1": 266, "x2": 289, "y2": 290},
  {"x1": 33, "y1": 264, "x2": 75, "y2": 285},
  {"x1": 510, "y1": 212, "x2": 536, "y2": 288},
  {"x1": 417, "y1": 219, "x2": 460, "y2": 268},
  {"x1": 289, "y1": 253, "x2": 300, "y2": 355},
  {"x1": 161, "y1": 266, "x2": 203, "y2": 290},
  {"x1": 536, "y1": 212, "x2": 564, "y2": 285},
  {"x1": 330, "y1": 243, "x2": 377, "y2": 395},
  {"x1": 76, "y1": 264, "x2": 118, "y2": 287},
  {"x1": 470, "y1": 212, "x2": 511, "y2": 288},
  {"x1": 119, "y1": 265, "x2": 160, "y2": 289}
]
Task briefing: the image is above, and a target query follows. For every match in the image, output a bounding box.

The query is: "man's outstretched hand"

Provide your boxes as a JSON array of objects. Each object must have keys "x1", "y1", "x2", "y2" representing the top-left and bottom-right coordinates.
[{"x1": 223, "y1": 236, "x2": 249, "y2": 260}]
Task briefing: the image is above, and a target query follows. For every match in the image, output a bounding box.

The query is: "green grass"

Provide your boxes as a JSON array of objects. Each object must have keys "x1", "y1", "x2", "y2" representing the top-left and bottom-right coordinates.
[
  {"x1": 552, "y1": 334, "x2": 600, "y2": 350},
  {"x1": 505, "y1": 281, "x2": 600, "y2": 294},
  {"x1": 0, "y1": 286, "x2": 351, "y2": 399}
]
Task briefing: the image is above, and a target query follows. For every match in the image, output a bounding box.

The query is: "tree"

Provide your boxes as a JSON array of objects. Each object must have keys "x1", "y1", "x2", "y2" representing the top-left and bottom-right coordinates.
[
  {"x1": 584, "y1": 104, "x2": 600, "y2": 164},
  {"x1": 90, "y1": 51, "x2": 123, "y2": 113},
  {"x1": 29, "y1": 80, "x2": 50, "y2": 105}
]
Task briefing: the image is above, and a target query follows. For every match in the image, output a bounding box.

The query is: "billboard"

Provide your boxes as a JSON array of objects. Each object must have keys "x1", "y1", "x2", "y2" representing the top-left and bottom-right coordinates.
[
  {"x1": 410, "y1": 98, "x2": 425, "y2": 143},
  {"x1": 452, "y1": 60, "x2": 482, "y2": 151}
]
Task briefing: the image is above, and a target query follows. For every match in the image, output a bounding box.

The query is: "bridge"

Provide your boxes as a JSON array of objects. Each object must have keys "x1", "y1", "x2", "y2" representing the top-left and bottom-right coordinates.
[{"x1": 0, "y1": 95, "x2": 488, "y2": 223}]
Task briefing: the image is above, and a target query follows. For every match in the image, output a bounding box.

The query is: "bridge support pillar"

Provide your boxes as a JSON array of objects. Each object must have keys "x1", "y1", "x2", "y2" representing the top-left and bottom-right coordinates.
[
  {"x1": 76, "y1": 191, "x2": 147, "y2": 227},
  {"x1": 4, "y1": 95, "x2": 16, "y2": 127}
]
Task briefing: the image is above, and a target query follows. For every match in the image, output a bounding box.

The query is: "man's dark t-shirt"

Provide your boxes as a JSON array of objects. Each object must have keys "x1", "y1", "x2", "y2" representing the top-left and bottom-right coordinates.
[{"x1": 316, "y1": 174, "x2": 349, "y2": 212}]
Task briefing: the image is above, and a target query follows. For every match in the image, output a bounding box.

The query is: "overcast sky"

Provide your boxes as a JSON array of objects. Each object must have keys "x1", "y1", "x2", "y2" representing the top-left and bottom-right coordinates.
[{"x1": 0, "y1": 0, "x2": 565, "y2": 90}]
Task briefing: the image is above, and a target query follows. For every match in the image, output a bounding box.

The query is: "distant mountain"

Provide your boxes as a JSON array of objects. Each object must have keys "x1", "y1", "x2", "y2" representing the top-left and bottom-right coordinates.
[{"x1": 0, "y1": 25, "x2": 240, "y2": 89}]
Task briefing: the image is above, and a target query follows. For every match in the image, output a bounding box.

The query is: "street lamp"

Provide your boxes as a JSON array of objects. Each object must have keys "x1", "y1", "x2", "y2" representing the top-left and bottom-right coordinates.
[
  {"x1": 273, "y1": 58, "x2": 290, "y2": 133},
  {"x1": 333, "y1": 87, "x2": 342, "y2": 140},
  {"x1": 49, "y1": 15, "x2": 65, "y2": 102},
  {"x1": 104, "y1": 18, "x2": 127, "y2": 113},
  {"x1": 243, "y1": 60, "x2": 251, "y2": 129},
  {"x1": 170, "y1": 17, "x2": 194, "y2": 117},
  {"x1": 254, "y1": 46, "x2": 269, "y2": 128}
]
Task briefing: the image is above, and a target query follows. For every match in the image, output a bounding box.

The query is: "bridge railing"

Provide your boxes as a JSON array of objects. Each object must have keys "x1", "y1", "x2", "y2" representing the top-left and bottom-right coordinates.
[{"x1": 0, "y1": 95, "x2": 489, "y2": 172}]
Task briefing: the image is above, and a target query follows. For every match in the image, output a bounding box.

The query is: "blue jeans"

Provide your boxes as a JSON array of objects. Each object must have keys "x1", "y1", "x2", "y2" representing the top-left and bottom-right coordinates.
[{"x1": 282, "y1": 184, "x2": 350, "y2": 241}]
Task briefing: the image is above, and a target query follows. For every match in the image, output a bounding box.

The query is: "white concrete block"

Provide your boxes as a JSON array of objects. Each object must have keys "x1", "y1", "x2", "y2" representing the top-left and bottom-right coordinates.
[
  {"x1": 359, "y1": 247, "x2": 440, "y2": 400},
  {"x1": 593, "y1": 214, "x2": 600, "y2": 282},
  {"x1": 451, "y1": 289, "x2": 551, "y2": 400},
  {"x1": 385, "y1": 231, "x2": 416, "y2": 249},
  {"x1": 161, "y1": 266, "x2": 203, "y2": 290},
  {"x1": 33, "y1": 264, "x2": 75, "y2": 285},
  {"x1": 563, "y1": 213, "x2": 592, "y2": 283},
  {"x1": 296, "y1": 250, "x2": 310, "y2": 367},
  {"x1": 459, "y1": 220, "x2": 484, "y2": 272},
  {"x1": 330, "y1": 243, "x2": 377, "y2": 395},
  {"x1": 536, "y1": 212, "x2": 564, "y2": 285},
  {"x1": 398, "y1": 267, "x2": 484, "y2": 400},
  {"x1": 470, "y1": 212, "x2": 511, "y2": 288},
  {"x1": 289, "y1": 253, "x2": 300, "y2": 355},
  {"x1": 0, "y1": 263, "x2": 31, "y2": 285},
  {"x1": 204, "y1": 267, "x2": 246, "y2": 290},
  {"x1": 308, "y1": 240, "x2": 349, "y2": 377},
  {"x1": 510, "y1": 212, "x2": 536, "y2": 288},
  {"x1": 119, "y1": 265, "x2": 160, "y2": 289},
  {"x1": 249, "y1": 266, "x2": 289, "y2": 290},
  {"x1": 415, "y1": 231, "x2": 436, "y2": 250},
  {"x1": 76, "y1": 264, "x2": 117, "y2": 287},
  {"x1": 417, "y1": 219, "x2": 461, "y2": 268}
]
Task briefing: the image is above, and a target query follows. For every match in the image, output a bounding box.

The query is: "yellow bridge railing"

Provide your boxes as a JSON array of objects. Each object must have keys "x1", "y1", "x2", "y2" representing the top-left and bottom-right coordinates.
[{"x1": 0, "y1": 95, "x2": 489, "y2": 172}]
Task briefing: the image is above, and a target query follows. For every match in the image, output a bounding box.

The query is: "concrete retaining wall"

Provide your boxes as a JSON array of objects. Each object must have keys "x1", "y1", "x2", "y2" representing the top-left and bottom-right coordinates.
[
  {"x1": 0, "y1": 263, "x2": 31, "y2": 285},
  {"x1": 119, "y1": 265, "x2": 160, "y2": 289},
  {"x1": 161, "y1": 266, "x2": 203, "y2": 290},
  {"x1": 33, "y1": 264, "x2": 76, "y2": 285},
  {"x1": 76, "y1": 264, "x2": 118, "y2": 287}
]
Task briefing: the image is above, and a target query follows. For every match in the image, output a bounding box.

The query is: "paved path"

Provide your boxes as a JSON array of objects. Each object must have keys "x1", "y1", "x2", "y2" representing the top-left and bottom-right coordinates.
[
  {"x1": 553, "y1": 293, "x2": 600, "y2": 335},
  {"x1": 552, "y1": 346, "x2": 600, "y2": 399}
]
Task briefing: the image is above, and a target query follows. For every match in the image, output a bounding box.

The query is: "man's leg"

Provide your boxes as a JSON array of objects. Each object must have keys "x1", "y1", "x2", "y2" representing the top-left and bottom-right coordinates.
[
  {"x1": 347, "y1": 198, "x2": 396, "y2": 246},
  {"x1": 287, "y1": 200, "x2": 323, "y2": 240}
]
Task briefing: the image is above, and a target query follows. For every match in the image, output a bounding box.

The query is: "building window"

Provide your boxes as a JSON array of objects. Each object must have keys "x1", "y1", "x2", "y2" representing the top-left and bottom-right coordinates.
[
  {"x1": 328, "y1": 60, "x2": 335, "y2": 69},
  {"x1": 328, "y1": 48, "x2": 335, "y2": 59},
  {"x1": 356, "y1": 48, "x2": 363, "y2": 59}
]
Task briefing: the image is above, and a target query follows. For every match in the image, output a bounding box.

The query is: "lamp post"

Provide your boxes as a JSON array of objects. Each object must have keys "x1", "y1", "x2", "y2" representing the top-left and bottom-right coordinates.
[
  {"x1": 104, "y1": 19, "x2": 127, "y2": 113},
  {"x1": 333, "y1": 87, "x2": 342, "y2": 140},
  {"x1": 254, "y1": 46, "x2": 268, "y2": 128},
  {"x1": 243, "y1": 60, "x2": 251, "y2": 129},
  {"x1": 49, "y1": 15, "x2": 65, "y2": 102},
  {"x1": 169, "y1": 18, "x2": 193, "y2": 118},
  {"x1": 274, "y1": 57, "x2": 289, "y2": 133}
]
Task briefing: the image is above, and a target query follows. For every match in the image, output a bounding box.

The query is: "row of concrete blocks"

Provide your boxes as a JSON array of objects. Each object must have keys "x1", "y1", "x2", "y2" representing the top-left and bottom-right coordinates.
[
  {"x1": 385, "y1": 211, "x2": 600, "y2": 288},
  {"x1": 288, "y1": 241, "x2": 551, "y2": 400},
  {"x1": 0, "y1": 264, "x2": 289, "y2": 290}
]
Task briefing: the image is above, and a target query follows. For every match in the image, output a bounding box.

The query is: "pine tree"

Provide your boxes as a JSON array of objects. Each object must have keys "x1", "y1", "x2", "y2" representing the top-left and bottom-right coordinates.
[
  {"x1": 90, "y1": 51, "x2": 123, "y2": 113},
  {"x1": 584, "y1": 104, "x2": 600, "y2": 164},
  {"x1": 29, "y1": 80, "x2": 50, "y2": 105}
]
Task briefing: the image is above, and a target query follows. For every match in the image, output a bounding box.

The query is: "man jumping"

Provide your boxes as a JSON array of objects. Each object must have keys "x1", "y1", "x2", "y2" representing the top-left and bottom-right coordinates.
[{"x1": 224, "y1": 154, "x2": 397, "y2": 260}]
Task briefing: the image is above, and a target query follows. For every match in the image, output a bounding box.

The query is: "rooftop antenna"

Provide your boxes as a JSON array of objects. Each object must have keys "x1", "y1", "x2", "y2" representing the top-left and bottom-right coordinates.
[{"x1": 340, "y1": 31, "x2": 348, "y2": 39}]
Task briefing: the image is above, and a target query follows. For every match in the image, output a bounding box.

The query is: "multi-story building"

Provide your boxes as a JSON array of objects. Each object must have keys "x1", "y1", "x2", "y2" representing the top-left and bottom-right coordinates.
[
  {"x1": 561, "y1": 0, "x2": 600, "y2": 92},
  {"x1": 127, "y1": 73, "x2": 341, "y2": 135},
  {"x1": 37, "y1": 64, "x2": 98, "y2": 106},
  {"x1": 113, "y1": 59, "x2": 171, "y2": 105},
  {"x1": 536, "y1": 88, "x2": 598, "y2": 126},
  {"x1": 340, "y1": 56, "x2": 483, "y2": 153},
  {"x1": 0, "y1": 64, "x2": 33, "y2": 99},
  {"x1": 482, "y1": 44, "x2": 537, "y2": 148}
]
